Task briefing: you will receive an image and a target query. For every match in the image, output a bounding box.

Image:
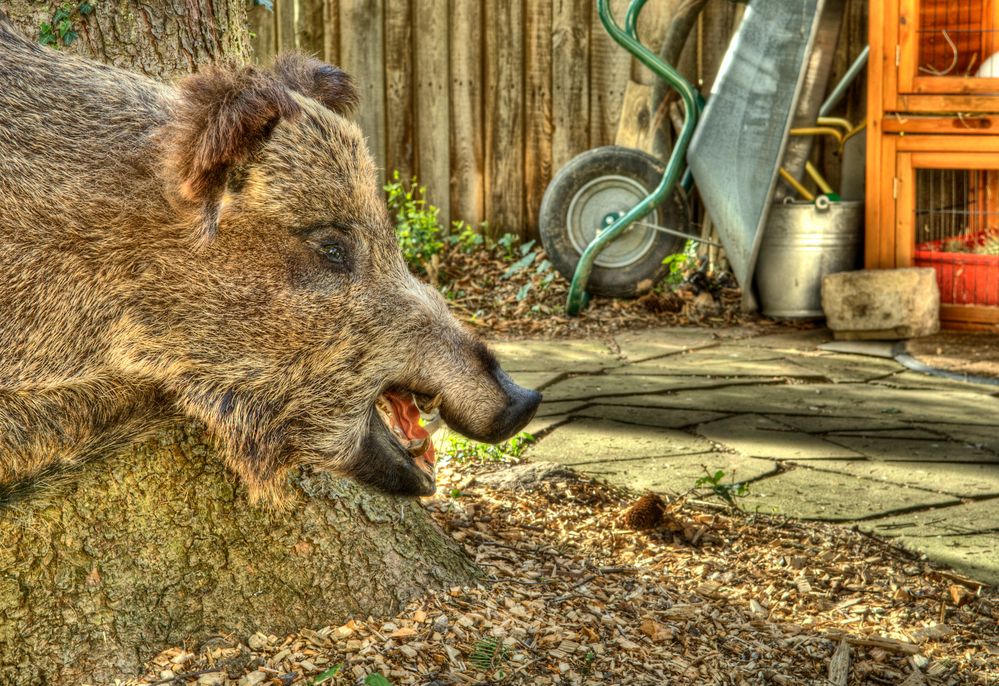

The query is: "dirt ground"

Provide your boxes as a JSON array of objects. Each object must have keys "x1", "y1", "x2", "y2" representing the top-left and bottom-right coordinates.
[
  {"x1": 129, "y1": 454, "x2": 997, "y2": 686},
  {"x1": 907, "y1": 332, "x2": 999, "y2": 381}
]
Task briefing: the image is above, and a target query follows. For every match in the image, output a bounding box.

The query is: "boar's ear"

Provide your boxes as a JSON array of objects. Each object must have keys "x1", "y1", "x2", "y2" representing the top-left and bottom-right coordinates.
[
  {"x1": 163, "y1": 65, "x2": 301, "y2": 237},
  {"x1": 271, "y1": 53, "x2": 358, "y2": 116}
]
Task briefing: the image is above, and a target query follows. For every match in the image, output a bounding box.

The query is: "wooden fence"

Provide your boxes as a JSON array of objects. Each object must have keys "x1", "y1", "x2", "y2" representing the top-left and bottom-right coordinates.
[{"x1": 250, "y1": 0, "x2": 867, "y2": 238}]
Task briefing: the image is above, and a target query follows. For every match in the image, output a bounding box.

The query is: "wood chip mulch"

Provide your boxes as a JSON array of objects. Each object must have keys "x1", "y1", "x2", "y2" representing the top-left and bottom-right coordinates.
[{"x1": 132, "y1": 458, "x2": 998, "y2": 686}]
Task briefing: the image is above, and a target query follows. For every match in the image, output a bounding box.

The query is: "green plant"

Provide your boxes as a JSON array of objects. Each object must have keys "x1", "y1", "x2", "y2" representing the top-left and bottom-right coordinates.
[
  {"x1": 496, "y1": 232, "x2": 519, "y2": 260},
  {"x1": 312, "y1": 664, "x2": 342, "y2": 684},
  {"x1": 364, "y1": 674, "x2": 393, "y2": 686},
  {"x1": 469, "y1": 636, "x2": 506, "y2": 671},
  {"x1": 449, "y1": 220, "x2": 485, "y2": 253},
  {"x1": 440, "y1": 431, "x2": 534, "y2": 466},
  {"x1": 660, "y1": 239, "x2": 698, "y2": 287},
  {"x1": 385, "y1": 171, "x2": 445, "y2": 274},
  {"x1": 694, "y1": 468, "x2": 748, "y2": 508},
  {"x1": 39, "y1": 2, "x2": 93, "y2": 48}
]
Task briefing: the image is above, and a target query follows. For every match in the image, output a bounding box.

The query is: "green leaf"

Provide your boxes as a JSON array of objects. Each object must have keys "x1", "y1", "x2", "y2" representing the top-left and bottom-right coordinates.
[
  {"x1": 364, "y1": 674, "x2": 393, "y2": 686},
  {"x1": 519, "y1": 239, "x2": 536, "y2": 256},
  {"x1": 502, "y1": 252, "x2": 536, "y2": 279},
  {"x1": 62, "y1": 29, "x2": 78, "y2": 45},
  {"x1": 516, "y1": 282, "x2": 531, "y2": 302},
  {"x1": 78, "y1": 2, "x2": 94, "y2": 15},
  {"x1": 313, "y1": 664, "x2": 342, "y2": 684}
]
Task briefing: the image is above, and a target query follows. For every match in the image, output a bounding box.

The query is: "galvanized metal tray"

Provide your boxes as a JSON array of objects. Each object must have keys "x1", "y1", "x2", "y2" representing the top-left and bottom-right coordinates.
[{"x1": 686, "y1": 0, "x2": 828, "y2": 310}]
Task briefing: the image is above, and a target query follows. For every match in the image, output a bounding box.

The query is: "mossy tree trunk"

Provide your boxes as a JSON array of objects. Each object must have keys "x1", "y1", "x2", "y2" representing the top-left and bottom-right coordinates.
[{"x1": 0, "y1": 4, "x2": 477, "y2": 684}]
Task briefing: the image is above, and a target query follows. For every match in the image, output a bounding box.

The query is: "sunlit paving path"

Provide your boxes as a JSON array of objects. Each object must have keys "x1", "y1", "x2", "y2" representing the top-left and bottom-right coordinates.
[{"x1": 493, "y1": 327, "x2": 999, "y2": 585}]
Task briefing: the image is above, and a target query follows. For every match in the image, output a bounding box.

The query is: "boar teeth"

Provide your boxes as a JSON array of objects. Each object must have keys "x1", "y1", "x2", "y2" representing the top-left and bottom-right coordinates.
[
  {"x1": 406, "y1": 437, "x2": 431, "y2": 457},
  {"x1": 415, "y1": 393, "x2": 442, "y2": 413}
]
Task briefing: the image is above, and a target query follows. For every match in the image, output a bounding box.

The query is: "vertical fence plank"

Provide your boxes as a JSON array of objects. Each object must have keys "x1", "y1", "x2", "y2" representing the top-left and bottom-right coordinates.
[
  {"x1": 588, "y1": 0, "x2": 631, "y2": 146},
  {"x1": 415, "y1": 0, "x2": 451, "y2": 226},
  {"x1": 276, "y1": 0, "x2": 298, "y2": 51},
  {"x1": 552, "y1": 0, "x2": 590, "y2": 171},
  {"x1": 524, "y1": 0, "x2": 553, "y2": 236},
  {"x1": 385, "y1": 0, "x2": 415, "y2": 181},
  {"x1": 485, "y1": 0, "x2": 525, "y2": 235},
  {"x1": 323, "y1": 0, "x2": 340, "y2": 64},
  {"x1": 449, "y1": 0, "x2": 484, "y2": 227},
  {"x1": 249, "y1": 3, "x2": 277, "y2": 64},
  {"x1": 297, "y1": 0, "x2": 325, "y2": 56},
  {"x1": 340, "y1": 0, "x2": 387, "y2": 178}
]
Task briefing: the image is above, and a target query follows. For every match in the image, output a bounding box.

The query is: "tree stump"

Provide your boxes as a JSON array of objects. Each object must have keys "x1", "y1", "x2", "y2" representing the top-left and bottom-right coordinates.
[{"x1": 0, "y1": 425, "x2": 477, "y2": 684}]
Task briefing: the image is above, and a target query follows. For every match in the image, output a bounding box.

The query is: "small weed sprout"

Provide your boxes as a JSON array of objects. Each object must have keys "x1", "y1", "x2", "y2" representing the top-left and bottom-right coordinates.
[
  {"x1": 439, "y1": 431, "x2": 535, "y2": 468},
  {"x1": 694, "y1": 468, "x2": 749, "y2": 508}
]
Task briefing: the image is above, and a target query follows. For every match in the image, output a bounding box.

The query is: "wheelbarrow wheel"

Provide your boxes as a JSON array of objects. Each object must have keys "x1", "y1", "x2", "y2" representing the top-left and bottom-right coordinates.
[{"x1": 539, "y1": 145, "x2": 692, "y2": 299}]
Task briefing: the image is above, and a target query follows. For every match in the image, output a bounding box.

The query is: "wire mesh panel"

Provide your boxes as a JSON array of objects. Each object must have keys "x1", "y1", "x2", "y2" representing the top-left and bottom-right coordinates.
[
  {"x1": 918, "y1": 0, "x2": 999, "y2": 77},
  {"x1": 913, "y1": 168, "x2": 999, "y2": 305}
]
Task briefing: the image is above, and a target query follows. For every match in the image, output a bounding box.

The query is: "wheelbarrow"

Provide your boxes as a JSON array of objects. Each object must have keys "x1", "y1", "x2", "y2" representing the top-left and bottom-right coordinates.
[{"x1": 539, "y1": 0, "x2": 832, "y2": 315}]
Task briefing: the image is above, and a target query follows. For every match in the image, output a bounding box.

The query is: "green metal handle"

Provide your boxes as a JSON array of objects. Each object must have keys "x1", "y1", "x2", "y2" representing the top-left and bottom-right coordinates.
[{"x1": 566, "y1": 0, "x2": 700, "y2": 316}]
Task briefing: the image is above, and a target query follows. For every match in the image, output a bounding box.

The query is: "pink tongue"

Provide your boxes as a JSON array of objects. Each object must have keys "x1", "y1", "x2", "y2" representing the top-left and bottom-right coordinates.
[{"x1": 385, "y1": 392, "x2": 436, "y2": 465}]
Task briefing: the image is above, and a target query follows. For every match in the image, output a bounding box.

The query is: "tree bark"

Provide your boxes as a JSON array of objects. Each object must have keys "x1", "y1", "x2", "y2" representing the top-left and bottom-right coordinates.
[{"x1": 0, "y1": 4, "x2": 477, "y2": 684}]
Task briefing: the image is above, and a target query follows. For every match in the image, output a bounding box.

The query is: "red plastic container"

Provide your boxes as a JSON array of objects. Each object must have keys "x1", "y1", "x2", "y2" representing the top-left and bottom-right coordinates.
[{"x1": 914, "y1": 232, "x2": 999, "y2": 306}]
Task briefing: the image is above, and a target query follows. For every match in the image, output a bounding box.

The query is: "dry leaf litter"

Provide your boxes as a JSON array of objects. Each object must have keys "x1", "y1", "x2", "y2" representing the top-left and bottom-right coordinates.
[{"x1": 122, "y1": 449, "x2": 997, "y2": 686}]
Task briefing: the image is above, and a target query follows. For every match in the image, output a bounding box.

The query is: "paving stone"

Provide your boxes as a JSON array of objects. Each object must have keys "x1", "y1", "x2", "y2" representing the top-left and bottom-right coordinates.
[
  {"x1": 510, "y1": 371, "x2": 564, "y2": 390},
  {"x1": 827, "y1": 428, "x2": 943, "y2": 440},
  {"x1": 814, "y1": 460, "x2": 999, "y2": 498},
  {"x1": 598, "y1": 384, "x2": 999, "y2": 426},
  {"x1": 573, "y1": 405, "x2": 727, "y2": 429},
  {"x1": 523, "y1": 414, "x2": 570, "y2": 437},
  {"x1": 868, "y1": 371, "x2": 999, "y2": 394},
  {"x1": 766, "y1": 414, "x2": 916, "y2": 435},
  {"x1": 492, "y1": 340, "x2": 620, "y2": 373},
  {"x1": 571, "y1": 453, "x2": 778, "y2": 495},
  {"x1": 934, "y1": 426, "x2": 999, "y2": 457},
  {"x1": 735, "y1": 328, "x2": 834, "y2": 351},
  {"x1": 739, "y1": 467, "x2": 958, "y2": 521},
  {"x1": 784, "y1": 353, "x2": 904, "y2": 383},
  {"x1": 525, "y1": 419, "x2": 714, "y2": 465},
  {"x1": 611, "y1": 327, "x2": 723, "y2": 362},
  {"x1": 542, "y1": 375, "x2": 775, "y2": 402},
  {"x1": 862, "y1": 497, "x2": 999, "y2": 537},
  {"x1": 696, "y1": 415, "x2": 862, "y2": 460},
  {"x1": 535, "y1": 401, "x2": 588, "y2": 418},
  {"x1": 823, "y1": 436, "x2": 997, "y2": 463},
  {"x1": 891, "y1": 534, "x2": 999, "y2": 586},
  {"x1": 609, "y1": 348, "x2": 814, "y2": 378}
]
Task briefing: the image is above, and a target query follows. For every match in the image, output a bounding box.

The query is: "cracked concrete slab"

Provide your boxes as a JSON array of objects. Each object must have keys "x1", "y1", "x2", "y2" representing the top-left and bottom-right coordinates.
[
  {"x1": 509, "y1": 371, "x2": 564, "y2": 390},
  {"x1": 733, "y1": 329, "x2": 834, "y2": 351},
  {"x1": 492, "y1": 340, "x2": 621, "y2": 373},
  {"x1": 766, "y1": 415, "x2": 917, "y2": 435},
  {"x1": 813, "y1": 460, "x2": 999, "y2": 498},
  {"x1": 523, "y1": 414, "x2": 571, "y2": 438},
  {"x1": 783, "y1": 353, "x2": 905, "y2": 383},
  {"x1": 572, "y1": 453, "x2": 778, "y2": 495},
  {"x1": 597, "y1": 384, "x2": 999, "y2": 426},
  {"x1": 541, "y1": 375, "x2": 779, "y2": 403},
  {"x1": 739, "y1": 467, "x2": 958, "y2": 521},
  {"x1": 868, "y1": 371, "x2": 999, "y2": 394},
  {"x1": 609, "y1": 348, "x2": 816, "y2": 378},
  {"x1": 823, "y1": 436, "x2": 998, "y2": 463},
  {"x1": 696, "y1": 415, "x2": 862, "y2": 460},
  {"x1": 611, "y1": 327, "x2": 724, "y2": 362},
  {"x1": 861, "y1": 497, "x2": 999, "y2": 537},
  {"x1": 525, "y1": 419, "x2": 714, "y2": 465},
  {"x1": 535, "y1": 401, "x2": 588, "y2": 418},
  {"x1": 573, "y1": 405, "x2": 728, "y2": 430},
  {"x1": 934, "y1": 426, "x2": 999, "y2": 457},
  {"x1": 890, "y1": 534, "x2": 999, "y2": 585}
]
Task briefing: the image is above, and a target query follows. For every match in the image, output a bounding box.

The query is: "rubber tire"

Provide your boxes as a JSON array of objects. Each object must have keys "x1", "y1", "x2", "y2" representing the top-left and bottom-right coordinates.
[{"x1": 539, "y1": 145, "x2": 691, "y2": 298}]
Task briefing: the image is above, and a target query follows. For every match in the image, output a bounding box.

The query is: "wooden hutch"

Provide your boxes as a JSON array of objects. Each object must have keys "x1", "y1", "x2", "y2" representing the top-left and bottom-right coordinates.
[{"x1": 868, "y1": 0, "x2": 999, "y2": 330}]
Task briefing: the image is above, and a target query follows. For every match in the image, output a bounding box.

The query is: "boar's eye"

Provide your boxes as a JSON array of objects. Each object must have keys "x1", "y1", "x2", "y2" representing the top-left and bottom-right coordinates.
[{"x1": 318, "y1": 241, "x2": 349, "y2": 267}]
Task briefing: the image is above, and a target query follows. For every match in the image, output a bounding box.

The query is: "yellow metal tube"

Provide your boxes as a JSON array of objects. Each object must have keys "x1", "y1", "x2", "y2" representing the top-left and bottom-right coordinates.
[
  {"x1": 804, "y1": 161, "x2": 834, "y2": 195},
  {"x1": 778, "y1": 168, "x2": 816, "y2": 201}
]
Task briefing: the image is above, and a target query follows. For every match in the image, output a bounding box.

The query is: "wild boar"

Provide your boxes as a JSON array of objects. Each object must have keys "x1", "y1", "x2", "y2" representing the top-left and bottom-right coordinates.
[{"x1": 0, "y1": 17, "x2": 540, "y2": 506}]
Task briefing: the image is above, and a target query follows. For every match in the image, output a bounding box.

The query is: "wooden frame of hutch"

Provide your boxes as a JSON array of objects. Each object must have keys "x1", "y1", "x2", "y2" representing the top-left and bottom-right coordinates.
[{"x1": 868, "y1": 0, "x2": 999, "y2": 330}]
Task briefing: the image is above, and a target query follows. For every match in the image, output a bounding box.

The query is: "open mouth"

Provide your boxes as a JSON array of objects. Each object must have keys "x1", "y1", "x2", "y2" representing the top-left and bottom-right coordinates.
[{"x1": 374, "y1": 390, "x2": 442, "y2": 477}]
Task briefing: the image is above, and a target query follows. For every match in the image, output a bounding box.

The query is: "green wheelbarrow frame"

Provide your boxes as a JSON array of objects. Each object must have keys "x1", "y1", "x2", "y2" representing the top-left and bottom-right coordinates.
[{"x1": 565, "y1": 0, "x2": 703, "y2": 315}]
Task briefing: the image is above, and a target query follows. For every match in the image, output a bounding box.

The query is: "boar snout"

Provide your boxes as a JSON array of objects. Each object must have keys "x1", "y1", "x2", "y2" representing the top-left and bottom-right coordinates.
[
  {"x1": 441, "y1": 365, "x2": 541, "y2": 443},
  {"x1": 449, "y1": 368, "x2": 541, "y2": 444}
]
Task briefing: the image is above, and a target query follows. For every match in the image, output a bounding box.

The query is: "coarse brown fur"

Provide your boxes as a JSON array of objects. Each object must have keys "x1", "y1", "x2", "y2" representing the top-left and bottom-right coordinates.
[{"x1": 0, "y1": 18, "x2": 539, "y2": 506}]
